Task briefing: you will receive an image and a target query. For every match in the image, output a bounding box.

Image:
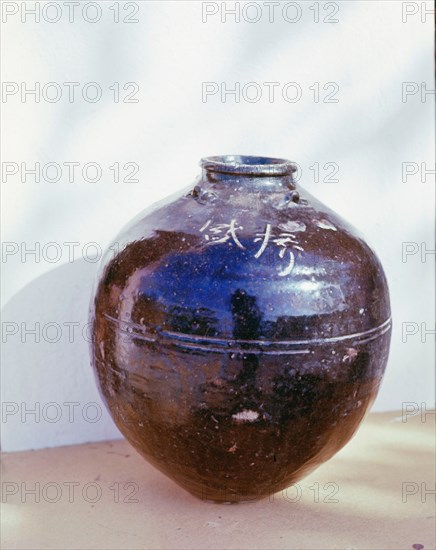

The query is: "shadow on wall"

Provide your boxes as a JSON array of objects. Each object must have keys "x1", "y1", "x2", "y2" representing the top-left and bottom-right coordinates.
[{"x1": 1, "y1": 260, "x2": 121, "y2": 452}]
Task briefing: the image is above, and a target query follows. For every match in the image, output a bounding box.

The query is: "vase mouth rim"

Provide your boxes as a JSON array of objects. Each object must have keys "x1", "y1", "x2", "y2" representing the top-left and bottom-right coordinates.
[{"x1": 201, "y1": 155, "x2": 296, "y2": 176}]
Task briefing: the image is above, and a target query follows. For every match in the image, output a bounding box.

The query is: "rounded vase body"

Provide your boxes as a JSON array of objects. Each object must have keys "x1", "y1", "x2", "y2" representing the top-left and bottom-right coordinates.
[{"x1": 90, "y1": 155, "x2": 391, "y2": 503}]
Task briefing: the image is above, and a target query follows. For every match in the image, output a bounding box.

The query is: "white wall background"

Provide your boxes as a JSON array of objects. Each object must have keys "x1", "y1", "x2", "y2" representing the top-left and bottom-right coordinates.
[{"x1": 1, "y1": 1, "x2": 434, "y2": 451}]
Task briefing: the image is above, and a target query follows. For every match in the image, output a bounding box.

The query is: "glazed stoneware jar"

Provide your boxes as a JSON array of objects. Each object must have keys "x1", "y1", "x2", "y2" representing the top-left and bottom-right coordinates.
[{"x1": 90, "y1": 155, "x2": 391, "y2": 503}]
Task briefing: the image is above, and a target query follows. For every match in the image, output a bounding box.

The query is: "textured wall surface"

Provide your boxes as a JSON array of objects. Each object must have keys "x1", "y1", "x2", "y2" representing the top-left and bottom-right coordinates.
[{"x1": 2, "y1": 1, "x2": 434, "y2": 451}]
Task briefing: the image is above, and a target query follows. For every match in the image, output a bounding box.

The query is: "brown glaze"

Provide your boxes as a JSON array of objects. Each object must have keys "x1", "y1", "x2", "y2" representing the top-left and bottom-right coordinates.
[{"x1": 90, "y1": 155, "x2": 392, "y2": 502}]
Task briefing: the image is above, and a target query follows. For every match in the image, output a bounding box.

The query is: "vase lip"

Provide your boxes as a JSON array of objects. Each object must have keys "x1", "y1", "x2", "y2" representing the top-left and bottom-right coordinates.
[{"x1": 201, "y1": 155, "x2": 296, "y2": 176}]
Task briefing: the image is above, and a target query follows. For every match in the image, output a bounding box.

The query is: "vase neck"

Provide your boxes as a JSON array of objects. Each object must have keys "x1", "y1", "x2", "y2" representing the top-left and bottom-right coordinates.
[
  {"x1": 201, "y1": 155, "x2": 296, "y2": 177},
  {"x1": 200, "y1": 155, "x2": 297, "y2": 192}
]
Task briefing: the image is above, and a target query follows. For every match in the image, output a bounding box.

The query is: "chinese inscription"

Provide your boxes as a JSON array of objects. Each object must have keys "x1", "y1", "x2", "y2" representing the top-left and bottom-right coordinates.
[{"x1": 199, "y1": 219, "x2": 306, "y2": 277}]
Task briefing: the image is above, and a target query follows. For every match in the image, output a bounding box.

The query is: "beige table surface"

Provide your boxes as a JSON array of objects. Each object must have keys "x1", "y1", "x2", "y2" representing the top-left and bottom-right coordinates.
[{"x1": 1, "y1": 411, "x2": 435, "y2": 550}]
